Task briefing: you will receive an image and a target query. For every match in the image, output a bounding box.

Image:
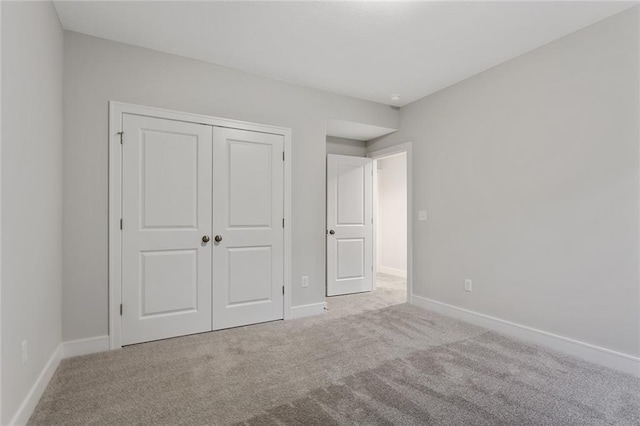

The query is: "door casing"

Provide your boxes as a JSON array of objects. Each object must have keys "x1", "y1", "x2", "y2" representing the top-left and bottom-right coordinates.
[{"x1": 108, "y1": 101, "x2": 292, "y2": 350}]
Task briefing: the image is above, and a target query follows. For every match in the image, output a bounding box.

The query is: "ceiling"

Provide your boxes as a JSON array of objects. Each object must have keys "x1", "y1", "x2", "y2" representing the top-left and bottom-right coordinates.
[
  {"x1": 326, "y1": 119, "x2": 397, "y2": 141},
  {"x1": 53, "y1": 1, "x2": 636, "y2": 107}
]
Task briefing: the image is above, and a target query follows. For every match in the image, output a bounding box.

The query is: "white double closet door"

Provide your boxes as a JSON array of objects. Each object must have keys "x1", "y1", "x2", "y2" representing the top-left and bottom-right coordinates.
[{"x1": 121, "y1": 114, "x2": 284, "y2": 346}]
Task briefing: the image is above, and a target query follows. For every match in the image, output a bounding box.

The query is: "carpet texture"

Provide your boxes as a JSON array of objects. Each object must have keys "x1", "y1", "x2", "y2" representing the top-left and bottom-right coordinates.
[{"x1": 29, "y1": 275, "x2": 639, "y2": 425}]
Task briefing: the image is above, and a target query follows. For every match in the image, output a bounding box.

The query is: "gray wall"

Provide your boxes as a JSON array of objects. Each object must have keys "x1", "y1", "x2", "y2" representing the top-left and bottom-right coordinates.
[
  {"x1": 326, "y1": 136, "x2": 367, "y2": 157},
  {"x1": 376, "y1": 153, "x2": 407, "y2": 275},
  {"x1": 370, "y1": 8, "x2": 640, "y2": 357},
  {"x1": 63, "y1": 32, "x2": 399, "y2": 341},
  {"x1": 1, "y1": 1, "x2": 64, "y2": 423}
]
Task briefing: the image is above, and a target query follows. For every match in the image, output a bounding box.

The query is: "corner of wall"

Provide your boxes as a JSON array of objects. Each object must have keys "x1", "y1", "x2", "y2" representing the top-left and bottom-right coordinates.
[{"x1": 1, "y1": 1, "x2": 65, "y2": 423}]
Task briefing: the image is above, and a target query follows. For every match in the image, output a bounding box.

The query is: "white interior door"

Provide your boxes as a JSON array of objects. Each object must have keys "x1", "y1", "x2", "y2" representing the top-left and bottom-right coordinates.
[
  {"x1": 213, "y1": 128, "x2": 284, "y2": 330},
  {"x1": 326, "y1": 154, "x2": 373, "y2": 296},
  {"x1": 121, "y1": 114, "x2": 213, "y2": 345}
]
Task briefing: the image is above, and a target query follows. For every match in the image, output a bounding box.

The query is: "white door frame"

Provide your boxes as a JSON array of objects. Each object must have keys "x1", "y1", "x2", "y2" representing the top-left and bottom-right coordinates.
[
  {"x1": 367, "y1": 142, "x2": 413, "y2": 304},
  {"x1": 108, "y1": 101, "x2": 293, "y2": 350}
]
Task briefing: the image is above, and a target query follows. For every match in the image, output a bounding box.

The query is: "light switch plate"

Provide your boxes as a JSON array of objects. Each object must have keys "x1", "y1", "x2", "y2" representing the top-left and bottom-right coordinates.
[{"x1": 418, "y1": 210, "x2": 427, "y2": 221}]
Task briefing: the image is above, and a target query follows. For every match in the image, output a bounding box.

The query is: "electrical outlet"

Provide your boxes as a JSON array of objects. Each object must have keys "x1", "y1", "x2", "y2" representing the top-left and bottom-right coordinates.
[
  {"x1": 464, "y1": 279, "x2": 472, "y2": 292},
  {"x1": 21, "y1": 340, "x2": 28, "y2": 366},
  {"x1": 301, "y1": 276, "x2": 309, "y2": 288}
]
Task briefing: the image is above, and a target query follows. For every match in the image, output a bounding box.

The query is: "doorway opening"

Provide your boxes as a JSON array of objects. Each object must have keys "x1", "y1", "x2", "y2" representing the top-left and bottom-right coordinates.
[
  {"x1": 373, "y1": 152, "x2": 407, "y2": 304},
  {"x1": 324, "y1": 137, "x2": 412, "y2": 318}
]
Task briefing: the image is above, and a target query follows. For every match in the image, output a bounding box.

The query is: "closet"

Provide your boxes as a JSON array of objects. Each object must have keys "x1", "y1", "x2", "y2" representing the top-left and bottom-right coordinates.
[{"x1": 111, "y1": 104, "x2": 287, "y2": 346}]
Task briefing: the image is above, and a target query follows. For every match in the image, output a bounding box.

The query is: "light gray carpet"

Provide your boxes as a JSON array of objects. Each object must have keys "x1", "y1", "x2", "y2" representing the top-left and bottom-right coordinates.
[
  {"x1": 325, "y1": 273, "x2": 407, "y2": 318},
  {"x1": 29, "y1": 274, "x2": 639, "y2": 425}
]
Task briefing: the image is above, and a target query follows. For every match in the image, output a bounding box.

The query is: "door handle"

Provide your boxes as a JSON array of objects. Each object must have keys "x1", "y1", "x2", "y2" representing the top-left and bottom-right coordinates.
[
  {"x1": 328, "y1": 230, "x2": 335, "y2": 235},
  {"x1": 214, "y1": 235, "x2": 223, "y2": 242},
  {"x1": 202, "y1": 235, "x2": 210, "y2": 243}
]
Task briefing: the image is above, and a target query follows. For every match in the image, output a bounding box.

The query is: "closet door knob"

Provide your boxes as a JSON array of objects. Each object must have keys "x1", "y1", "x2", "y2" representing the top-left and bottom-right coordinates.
[
  {"x1": 329, "y1": 230, "x2": 335, "y2": 235},
  {"x1": 202, "y1": 235, "x2": 210, "y2": 243},
  {"x1": 214, "y1": 235, "x2": 223, "y2": 242}
]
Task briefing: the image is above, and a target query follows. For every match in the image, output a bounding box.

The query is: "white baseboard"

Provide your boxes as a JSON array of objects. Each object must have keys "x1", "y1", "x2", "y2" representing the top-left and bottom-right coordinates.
[
  {"x1": 377, "y1": 266, "x2": 407, "y2": 278},
  {"x1": 411, "y1": 295, "x2": 640, "y2": 378},
  {"x1": 62, "y1": 335, "x2": 109, "y2": 359},
  {"x1": 290, "y1": 302, "x2": 327, "y2": 319},
  {"x1": 9, "y1": 344, "x2": 62, "y2": 426}
]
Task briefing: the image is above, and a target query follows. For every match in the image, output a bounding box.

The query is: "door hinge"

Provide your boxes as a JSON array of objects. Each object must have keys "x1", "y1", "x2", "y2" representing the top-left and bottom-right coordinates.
[
  {"x1": 282, "y1": 286, "x2": 285, "y2": 295},
  {"x1": 282, "y1": 218, "x2": 285, "y2": 228},
  {"x1": 282, "y1": 151, "x2": 285, "y2": 161},
  {"x1": 120, "y1": 304, "x2": 123, "y2": 315},
  {"x1": 120, "y1": 218, "x2": 123, "y2": 230},
  {"x1": 117, "y1": 131, "x2": 124, "y2": 144}
]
